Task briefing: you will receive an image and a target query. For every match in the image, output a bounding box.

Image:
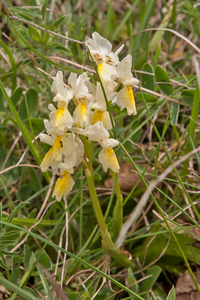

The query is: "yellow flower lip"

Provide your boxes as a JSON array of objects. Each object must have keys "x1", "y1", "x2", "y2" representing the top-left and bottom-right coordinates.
[
  {"x1": 92, "y1": 110, "x2": 104, "y2": 124},
  {"x1": 98, "y1": 148, "x2": 119, "y2": 173},
  {"x1": 73, "y1": 102, "x2": 89, "y2": 128},
  {"x1": 52, "y1": 171, "x2": 75, "y2": 201},
  {"x1": 117, "y1": 85, "x2": 137, "y2": 116},
  {"x1": 90, "y1": 110, "x2": 112, "y2": 130},
  {"x1": 52, "y1": 135, "x2": 63, "y2": 161}
]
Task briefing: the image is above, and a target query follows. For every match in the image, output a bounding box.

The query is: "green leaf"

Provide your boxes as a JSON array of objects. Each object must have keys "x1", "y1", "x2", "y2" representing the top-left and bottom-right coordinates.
[
  {"x1": 18, "y1": 88, "x2": 38, "y2": 122},
  {"x1": 28, "y1": 25, "x2": 40, "y2": 42},
  {"x1": 153, "y1": 42, "x2": 161, "y2": 69},
  {"x1": 181, "y1": 89, "x2": 200, "y2": 110},
  {"x1": 68, "y1": 293, "x2": 79, "y2": 300},
  {"x1": 48, "y1": 44, "x2": 72, "y2": 55},
  {"x1": 152, "y1": 286, "x2": 166, "y2": 300},
  {"x1": 24, "y1": 244, "x2": 31, "y2": 270},
  {"x1": 6, "y1": 202, "x2": 29, "y2": 224},
  {"x1": 53, "y1": 15, "x2": 67, "y2": 28},
  {"x1": 29, "y1": 168, "x2": 42, "y2": 192},
  {"x1": 1, "y1": 250, "x2": 19, "y2": 256},
  {"x1": 131, "y1": 128, "x2": 143, "y2": 143},
  {"x1": 166, "y1": 287, "x2": 176, "y2": 300},
  {"x1": 11, "y1": 86, "x2": 23, "y2": 106},
  {"x1": 140, "y1": 265, "x2": 162, "y2": 297},
  {"x1": 41, "y1": 0, "x2": 50, "y2": 20},
  {"x1": 136, "y1": 92, "x2": 157, "y2": 102},
  {"x1": 0, "y1": 89, "x2": 3, "y2": 111},
  {"x1": 0, "y1": 258, "x2": 11, "y2": 270},
  {"x1": 29, "y1": 208, "x2": 37, "y2": 219},
  {"x1": 0, "y1": 230, "x2": 19, "y2": 241},
  {"x1": 170, "y1": 102, "x2": 180, "y2": 126},
  {"x1": 142, "y1": 63, "x2": 155, "y2": 91},
  {"x1": 0, "y1": 276, "x2": 40, "y2": 300},
  {"x1": 0, "y1": 40, "x2": 16, "y2": 92},
  {"x1": 127, "y1": 267, "x2": 139, "y2": 295},
  {"x1": 19, "y1": 185, "x2": 32, "y2": 200},
  {"x1": 37, "y1": 263, "x2": 54, "y2": 300},
  {"x1": 155, "y1": 65, "x2": 172, "y2": 96},
  {"x1": 31, "y1": 118, "x2": 45, "y2": 132},
  {"x1": 12, "y1": 256, "x2": 21, "y2": 285},
  {"x1": 39, "y1": 251, "x2": 52, "y2": 270},
  {"x1": 2, "y1": 217, "x2": 64, "y2": 227}
]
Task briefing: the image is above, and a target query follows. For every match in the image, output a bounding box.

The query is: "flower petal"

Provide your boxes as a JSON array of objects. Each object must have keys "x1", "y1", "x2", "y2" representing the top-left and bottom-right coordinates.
[
  {"x1": 52, "y1": 171, "x2": 75, "y2": 201},
  {"x1": 116, "y1": 54, "x2": 139, "y2": 87},
  {"x1": 100, "y1": 138, "x2": 119, "y2": 149},
  {"x1": 51, "y1": 71, "x2": 73, "y2": 101},
  {"x1": 90, "y1": 110, "x2": 112, "y2": 130},
  {"x1": 98, "y1": 148, "x2": 120, "y2": 173},
  {"x1": 50, "y1": 105, "x2": 73, "y2": 135},
  {"x1": 116, "y1": 86, "x2": 137, "y2": 116},
  {"x1": 98, "y1": 62, "x2": 117, "y2": 84},
  {"x1": 73, "y1": 102, "x2": 89, "y2": 128},
  {"x1": 40, "y1": 147, "x2": 59, "y2": 172}
]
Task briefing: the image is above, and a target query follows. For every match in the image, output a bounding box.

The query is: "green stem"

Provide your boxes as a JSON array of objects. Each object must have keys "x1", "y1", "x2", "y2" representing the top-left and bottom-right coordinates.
[
  {"x1": 110, "y1": 171, "x2": 123, "y2": 242},
  {"x1": 86, "y1": 173, "x2": 107, "y2": 233},
  {"x1": 83, "y1": 137, "x2": 133, "y2": 268},
  {"x1": 83, "y1": 138, "x2": 107, "y2": 233}
]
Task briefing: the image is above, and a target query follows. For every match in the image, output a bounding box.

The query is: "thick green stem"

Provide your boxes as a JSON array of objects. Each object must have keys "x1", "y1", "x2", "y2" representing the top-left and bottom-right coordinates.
[
  {"x1": 110, "y1": 171, "x2": 123, "y2": 242},
  {"x1": 86, "y1": 174, "x2": 107, "y2": 233},
  {"x1": 83, "y1": 138, "x2": 107, "y2": 233},
  {"x1": 83, "y1": 138, "x2": 133, "y2": 268}
]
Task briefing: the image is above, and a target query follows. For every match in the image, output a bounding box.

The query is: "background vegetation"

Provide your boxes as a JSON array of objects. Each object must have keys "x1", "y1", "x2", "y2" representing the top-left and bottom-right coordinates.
[{"x1": 0, "y1": 0, "x2": 200, "y2": 299}]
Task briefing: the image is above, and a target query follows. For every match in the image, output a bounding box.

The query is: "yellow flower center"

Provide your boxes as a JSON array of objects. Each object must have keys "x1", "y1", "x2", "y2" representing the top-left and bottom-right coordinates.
[
  {"x1": 54, "y1": 136, "x2": 62, "y2": 150},
  {"x1": 106, "y1": 148, "x2": 117, "y2": 160},
  {"x1": 53, "y1": 136, "x2": 63, "y2": 160},
  {"x1": 53, "y1": 106, "x2": 65, "y2": 127},
  {"x1": 92, "y1": 110, "x2": 104, "y2": 124},
  {"x1": 80, "y1": 103, "x2": 88, "y2": 115},
  {"x1": 53, "y1": 171, "x2": 71, "y2": 199},
  {"x1": 98, "y1": 63, "x2": 103, "y2": 75},
  {"x1": 126, "y1": 85, "x2": 135, "y2": 105}
]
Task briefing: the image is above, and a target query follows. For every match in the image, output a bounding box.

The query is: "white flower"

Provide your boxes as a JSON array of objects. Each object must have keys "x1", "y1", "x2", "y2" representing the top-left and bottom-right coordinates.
[
  {"x1": 97, "y1": 62, "x2": 117, "y2": 92},
  {"x1": 52, "y1": 170, "x2": 75, "y2": 201},
  {"x1": 117, "y1": 86, "x2": 137, "y2": 116},
  {"x1": 73, "y1": 96, "x2": 94, "y2": 128},
  {"x1": 51, "y1": 71, "x2": 73, "y2": 104},
  {"x1": 116, "y1": 55, "x2": 139, "y2": 87},
  {"x1": 116, "y1": 55, "x2": 139, "y2": 116},
  {"x1": 98, "y1": 148, "x2": 119, "y2": 173},
  {"x1": 40, "y1": 134, "x2": 68, "y2": 172},
  {"x1": 85, "y1": 31, "x2": 124, "y2": 66},
  {"x1": 90, "y1": 83, "x2": 113, "y2": 130},
  {"x1": 90, "y1": 110, "x2": 112, "y2": 130},
  {"x1": 68, "y1": 72, "x2": 91, "y2": 104},
  {"x1": 58, "y1": 133, "x2": 84, "y2": 173},
  {"x1": 68, "y1": 73, "x2": 94, "y2": 128},
  {"x1": 69, "y1": 121, "x2": 119, "y2": 172},
  {"x1": 45, "y1": 103, "x2": 73, "y2": 135}
]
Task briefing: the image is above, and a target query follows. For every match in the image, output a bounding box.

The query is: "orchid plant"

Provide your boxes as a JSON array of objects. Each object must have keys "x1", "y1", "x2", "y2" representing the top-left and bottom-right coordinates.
[{"x1": 39, "y1": 32, "x2": 139, "y2": 267}]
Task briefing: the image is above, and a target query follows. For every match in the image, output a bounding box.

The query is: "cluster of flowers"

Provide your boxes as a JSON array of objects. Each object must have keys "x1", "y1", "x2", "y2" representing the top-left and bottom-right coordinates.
[{"x1": 39, "y1": 32, "x2": 139, "y2": 201}]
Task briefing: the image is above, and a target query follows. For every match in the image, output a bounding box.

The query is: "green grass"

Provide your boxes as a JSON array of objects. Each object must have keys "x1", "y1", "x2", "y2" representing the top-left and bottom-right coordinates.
[{"x1": 0, "y1": 0, "x2": 200, "y2": 299}]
